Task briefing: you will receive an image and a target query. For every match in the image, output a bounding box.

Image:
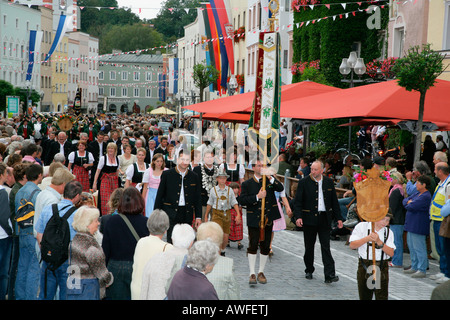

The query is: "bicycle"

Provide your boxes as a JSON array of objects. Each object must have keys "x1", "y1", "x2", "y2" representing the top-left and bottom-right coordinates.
[{"x1": 333, "y1": 145, "x2": 361, "y2": 165}]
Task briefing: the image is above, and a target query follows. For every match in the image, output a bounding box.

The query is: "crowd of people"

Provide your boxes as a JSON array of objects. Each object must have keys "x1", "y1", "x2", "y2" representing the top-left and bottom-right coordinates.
[{"x1": 0, "y1": 111, "x2": 449, "y2": 301}]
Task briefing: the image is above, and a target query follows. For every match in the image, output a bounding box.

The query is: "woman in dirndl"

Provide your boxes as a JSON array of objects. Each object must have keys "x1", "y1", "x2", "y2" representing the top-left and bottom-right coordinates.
[
  {"x1": 118, "y1": 144, "x2": 136, "y2": 187},
  {"x1": 67, "y1": 141, "x2": 94, "y2": 192},
  {"x1": 93, "y1": 142, "x2": 121, "y2": 216},
  {"x1": 221, "y1": 149, "x2": 245, "y2": 249},
  {"x1": 142, "y1": 153, "x2": 167, "y2": 217},
  {"x1": 124, "y1": 147, "x2": 148, "y2": 193}
]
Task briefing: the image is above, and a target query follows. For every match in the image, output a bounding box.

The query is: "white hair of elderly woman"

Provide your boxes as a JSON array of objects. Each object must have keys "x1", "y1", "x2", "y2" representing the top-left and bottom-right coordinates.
[
  {"x1": 147, "y1": 209, "x2": 170, "y2": 235},
  {"x1": 171, "y1": 223, "x2": 196, "y2": 249},
  {"x1": 186, "y1": 240, "x2": 219, "y2": 274},
  {"x1": 72, "y1": 205, "x2": 100, "y2": 233}
]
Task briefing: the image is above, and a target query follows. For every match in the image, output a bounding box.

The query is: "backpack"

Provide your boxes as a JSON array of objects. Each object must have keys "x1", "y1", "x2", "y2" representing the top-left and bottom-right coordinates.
[
  {"x1": 40, "y1": 203, "x2": 77, "y2": 298},
  {"x1": 15, "y1": 189, "x2": 40, "y2": 229},
  {"x1": 40, "y1": 204, "x2": 77, "y2": 270}
]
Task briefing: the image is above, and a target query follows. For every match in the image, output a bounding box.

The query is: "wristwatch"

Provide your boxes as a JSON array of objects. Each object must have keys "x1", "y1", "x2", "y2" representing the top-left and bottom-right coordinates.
[{"x1": 375, "y1": 242, "x2": 385, "y2": 249}]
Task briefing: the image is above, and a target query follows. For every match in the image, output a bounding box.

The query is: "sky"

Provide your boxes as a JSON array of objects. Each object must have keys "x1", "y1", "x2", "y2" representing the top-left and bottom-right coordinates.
[{"x1": 116, "y1": 0, "x2": 165, "y2": 20}]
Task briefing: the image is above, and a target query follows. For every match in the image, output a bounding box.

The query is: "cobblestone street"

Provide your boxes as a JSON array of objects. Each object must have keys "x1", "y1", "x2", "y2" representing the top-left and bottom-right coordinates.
[{"x1": 224, "y1": 214, "x2": 440, "y2": 300}]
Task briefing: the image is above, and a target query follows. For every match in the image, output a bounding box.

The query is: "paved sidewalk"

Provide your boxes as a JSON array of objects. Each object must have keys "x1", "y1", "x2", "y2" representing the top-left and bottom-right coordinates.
[{"x1": 224, "y1": 215, "x2": 441, "y2": 300}]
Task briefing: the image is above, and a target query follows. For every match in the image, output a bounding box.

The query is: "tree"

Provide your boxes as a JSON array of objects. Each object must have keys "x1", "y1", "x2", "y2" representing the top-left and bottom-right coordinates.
[
  {"x1": 0, "y1": 80, "x2": 15, "y2": 112},
  {"x1": 100, "y1": 23, "x2": 164, "y2": 54},
  {"x1": 392, "y1": 44, "x2": 447, "y2": 163},
  {"x1": 152, "y1": 0, "x2": 200, "y2": 42},
  {"x1": 192, "y1": 62, "x2": 219, "y2": 103}
]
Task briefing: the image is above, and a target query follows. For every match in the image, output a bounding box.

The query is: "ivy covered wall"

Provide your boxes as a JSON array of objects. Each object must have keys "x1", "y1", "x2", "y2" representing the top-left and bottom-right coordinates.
[{"x1": 292, "y1": 0, "x2": 389, "y2": 88}]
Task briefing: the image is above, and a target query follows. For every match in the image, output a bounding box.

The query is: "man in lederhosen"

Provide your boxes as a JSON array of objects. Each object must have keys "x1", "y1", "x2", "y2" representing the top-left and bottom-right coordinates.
[
  {"x1": 240, "y1": 159, "x2": 284, "y2": 285},
  {"x1": 154, "y1": 149, "x2": 202, "y2": 243}
]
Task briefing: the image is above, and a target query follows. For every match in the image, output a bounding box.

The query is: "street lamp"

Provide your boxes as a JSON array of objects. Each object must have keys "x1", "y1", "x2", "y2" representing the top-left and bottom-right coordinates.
[
  {"x1": 339, "y1": 51, "x2": 366, "y2": 88},
  {"x1": 339, "y1": 51, "x2": 366, "y2": 152}
]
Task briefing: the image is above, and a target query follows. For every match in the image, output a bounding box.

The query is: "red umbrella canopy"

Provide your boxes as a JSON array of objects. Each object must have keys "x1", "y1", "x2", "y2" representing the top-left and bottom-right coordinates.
[
  {"x1": 191, "y1": 112, "x2": 250, "y2": 123},
  {"x1": 183, "y1": 81, "x2": 341, "y2": 114},
  {"x1": 280, "y1": 79, "x2": 450, "y2": 124}
]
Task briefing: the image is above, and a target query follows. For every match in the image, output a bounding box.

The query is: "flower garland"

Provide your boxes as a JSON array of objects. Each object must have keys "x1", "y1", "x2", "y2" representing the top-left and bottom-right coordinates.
[
  {"x1": 353, "y1": 167, "x2": 392, "y2": 183},
  {"x1": 59, "y1": 114, "x2": 75, "y2": 123},
  {"x1": 201, "y1": 165, "x2": 218, "y2": 191}
]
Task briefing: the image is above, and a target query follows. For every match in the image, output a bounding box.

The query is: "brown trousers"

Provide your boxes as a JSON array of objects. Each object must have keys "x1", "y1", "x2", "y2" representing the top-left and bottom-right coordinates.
[{"x1": 357, "y1": 259, "x2": 389, "y2": 300}]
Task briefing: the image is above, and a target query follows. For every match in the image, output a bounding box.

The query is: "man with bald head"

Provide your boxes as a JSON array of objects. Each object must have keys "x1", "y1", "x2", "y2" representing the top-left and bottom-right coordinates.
[
  {"x1": 293, "y1": 160, "x2": 343, "y2": 283},
  {"x1": 45, "y1": 131, "x2": 72, "y2": 165}
]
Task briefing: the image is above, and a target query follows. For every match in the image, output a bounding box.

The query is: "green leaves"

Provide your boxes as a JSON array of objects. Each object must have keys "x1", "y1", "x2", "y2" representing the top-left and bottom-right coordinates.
[
  {"x1": 392, "y1": 44, "x2": 447, "y2": 94},
  {"x1": 100, "y1": 24, "x2": 164, "y2": 54},
  {"x1": 192, "y1": 62, "x2": 220, "y2": 102}
]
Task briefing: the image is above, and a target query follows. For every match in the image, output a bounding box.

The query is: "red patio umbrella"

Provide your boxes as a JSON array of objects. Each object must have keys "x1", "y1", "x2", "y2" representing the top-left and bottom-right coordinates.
[
  {"x1": 183, "y1": 80, "x2": 342, "y2": 114},
  {"x1": 191, "y1": 112, "x2": 250, "y2": 123},
  {"x1": 280, "y1": 79, "x2": 450, "y2": 125}
]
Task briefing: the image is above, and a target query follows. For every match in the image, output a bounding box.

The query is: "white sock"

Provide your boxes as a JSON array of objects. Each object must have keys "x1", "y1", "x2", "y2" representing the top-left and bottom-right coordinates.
[
  {"x1": 248, "y1": 253, "x2": 257, "y2": 276},
  {"x1": 259, "y1": 254, "x2": 268, "y2": 274}
]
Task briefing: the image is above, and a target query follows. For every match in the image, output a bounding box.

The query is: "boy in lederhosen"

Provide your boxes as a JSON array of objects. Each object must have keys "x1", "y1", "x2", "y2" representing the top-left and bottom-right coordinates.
[{"x1": 205, "y1": 168, "x2": 241, "y2": 256}]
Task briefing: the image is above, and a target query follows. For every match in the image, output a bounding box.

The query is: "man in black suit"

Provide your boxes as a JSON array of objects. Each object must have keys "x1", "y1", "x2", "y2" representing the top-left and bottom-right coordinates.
[
  {"x1": 154, "y1": 149, "x2": 202, "y2": 243},
  {"x1": 293, "y1": 160, "x2": 343, "y2": 283},
  {"x1": 45, "y1": 131, "x2": 72, "y2": 165},
  {"x1": 154, "y1": 136, "x2": 169, "y2": 156},
  {"x1": 193, "y1": 149, "x2": 218, "y2": 220},
  {"x1": 41, "y1": 127, "x2": 57, "y2": 166},
  {"x1": 240, "y1": 159, "x2": 284, "y2": 285},
  {"x1": 88, "y1": 131, "x2": 107, "y2": 188}
]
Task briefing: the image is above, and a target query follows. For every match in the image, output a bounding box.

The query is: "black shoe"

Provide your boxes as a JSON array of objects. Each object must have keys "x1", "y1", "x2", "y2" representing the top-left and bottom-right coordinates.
[
  {"x1": 305, "y1": 272, "x2": 313, "y2": 280},
  {"x1": 324, "y1": 276, "x2": 339, "y2": 284},
  {"x1": 237, "y1": 243, "x2": 243, "y2": 250}
]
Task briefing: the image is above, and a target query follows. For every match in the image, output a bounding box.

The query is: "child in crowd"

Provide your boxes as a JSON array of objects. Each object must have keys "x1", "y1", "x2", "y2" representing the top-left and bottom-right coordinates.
[
  {"x1": 205, "y1": 169, "x2": 241, "y2": 256},
  {"x1": 228, "y1": 182, "x2": 244, "y2": 250}
]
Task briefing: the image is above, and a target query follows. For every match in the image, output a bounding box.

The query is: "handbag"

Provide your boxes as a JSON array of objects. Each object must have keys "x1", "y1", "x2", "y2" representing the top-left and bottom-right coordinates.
[
  {"x1": 272, "y1": 198, "x2": 286, "y2": 232},
  {"x1": 439, "y1": 216, "x2": 450, "y2": 238}
]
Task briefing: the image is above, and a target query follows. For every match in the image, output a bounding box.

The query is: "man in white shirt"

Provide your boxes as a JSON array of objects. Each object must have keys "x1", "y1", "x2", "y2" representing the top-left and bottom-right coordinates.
[{"x1": 349, "y1": 214, "x2": 395, "y2": 300}]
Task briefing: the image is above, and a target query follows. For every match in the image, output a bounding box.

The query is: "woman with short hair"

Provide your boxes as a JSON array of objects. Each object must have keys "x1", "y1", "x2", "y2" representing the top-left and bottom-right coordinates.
[
  {"x1": 67, "y1": 206, "x2": 113, "y2": 300},
  {"x1": 130, "y1": 209, "x2": 173, "y2": 300},
  {"x1": 167, "y1": 240, "x2": 219, "y2": 300},
  {"x1": 101, "y1": 187, "x2": 149, "y2": 300}
]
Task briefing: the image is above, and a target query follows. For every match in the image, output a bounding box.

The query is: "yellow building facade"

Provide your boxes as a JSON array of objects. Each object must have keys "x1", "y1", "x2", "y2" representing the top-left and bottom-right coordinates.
[
  {"x1": 427, "y1": 0, "x2": 450, "y2": 81},
  {"x1": 51, "y1": 34, "x2": 69, "y2": 112}
]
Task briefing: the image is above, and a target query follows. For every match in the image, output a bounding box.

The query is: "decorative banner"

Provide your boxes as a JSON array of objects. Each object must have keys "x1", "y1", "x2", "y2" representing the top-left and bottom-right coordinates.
[
  {"x1": 44, "y1": 14, "x2": 73, "y2": 62},
  {"x1": 248, "y1": 31, "x2": 281, "y2": 162},
  {"x1": 168, "y1": 57, "x2": 179, "y2": 94},
  {"x1": 158, "y1": 73, "x2": 166, "y2": 102},
  {"x1": 209, "y1": 0, "x2": 229, "y2": 90},
  {"x1": 26, "y1": 30, "x2": 43, "y2": 81},
  {"x1": 205, "y1": 3, "x2": 222, "y2": 92},
  {"x1": 74, "y1": 87, "x2": 81, "y2": 115}
]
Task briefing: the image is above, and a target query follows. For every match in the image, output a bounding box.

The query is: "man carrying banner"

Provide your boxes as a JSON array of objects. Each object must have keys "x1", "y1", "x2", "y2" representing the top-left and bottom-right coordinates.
[
  {"x1": 240, "y1": 158, "x2": 284, "y2": 284},
  {"x1": 243, "y1": 9, "x2": 284, "y2": 285}
]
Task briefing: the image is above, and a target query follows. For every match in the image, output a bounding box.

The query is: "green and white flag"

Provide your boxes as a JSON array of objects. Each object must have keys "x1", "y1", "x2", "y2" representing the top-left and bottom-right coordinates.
[{"x1": 248, "y1": 31, "x2": 281, "y2": 164}]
